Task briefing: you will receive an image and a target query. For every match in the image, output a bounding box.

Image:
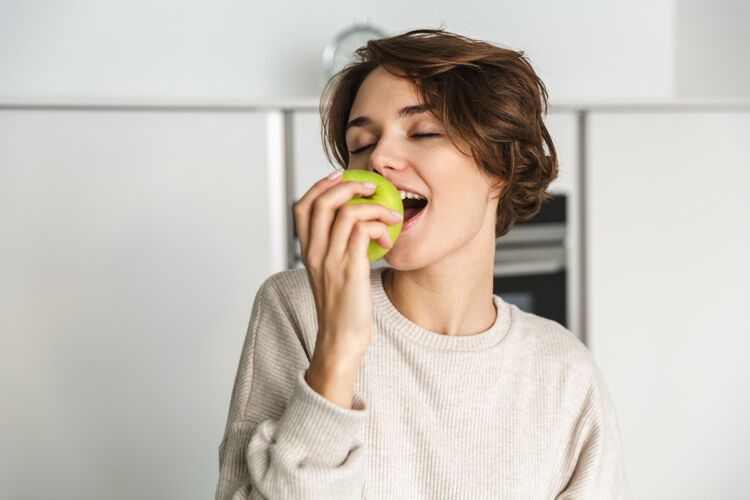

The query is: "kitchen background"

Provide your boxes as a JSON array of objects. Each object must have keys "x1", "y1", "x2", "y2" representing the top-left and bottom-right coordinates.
[{"x1": 1, "y1": 1, "x2": 749, "y2": 499}]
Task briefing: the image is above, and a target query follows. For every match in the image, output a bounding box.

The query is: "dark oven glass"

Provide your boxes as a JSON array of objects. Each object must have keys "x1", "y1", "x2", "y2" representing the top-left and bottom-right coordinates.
[
  {"x1": 493, "y1": 270, "x2": 567, "y2": 328},
  {"x1": 492, "y1": 194, "x2": 567, "y2": 328}
]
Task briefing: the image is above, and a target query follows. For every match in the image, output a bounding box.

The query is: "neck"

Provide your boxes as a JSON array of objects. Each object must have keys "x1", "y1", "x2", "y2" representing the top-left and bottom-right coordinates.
[{"x1": 382, "y1": 265, "x2": 497, "y2": 337}]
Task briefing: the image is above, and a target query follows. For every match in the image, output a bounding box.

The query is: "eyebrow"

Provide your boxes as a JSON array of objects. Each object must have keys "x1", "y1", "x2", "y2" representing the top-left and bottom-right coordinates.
[{"x1": 346, "y1": 104, "x2": 435, "y2": 131}]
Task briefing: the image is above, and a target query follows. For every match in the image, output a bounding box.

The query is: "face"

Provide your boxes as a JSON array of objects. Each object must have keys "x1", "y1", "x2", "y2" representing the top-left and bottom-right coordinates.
[{"x1": 345, "y1": 66, "x2": 501, "y2": 270}]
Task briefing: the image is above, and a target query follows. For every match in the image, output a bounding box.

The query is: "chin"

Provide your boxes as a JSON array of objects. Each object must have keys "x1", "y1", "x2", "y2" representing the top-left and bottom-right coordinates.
[{"x1": 383, "y1": 247, "x2": 429, "y2": 271}]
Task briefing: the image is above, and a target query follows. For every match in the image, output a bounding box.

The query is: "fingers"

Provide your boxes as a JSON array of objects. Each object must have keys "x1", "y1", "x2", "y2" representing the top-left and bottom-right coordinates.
[
  {"x1": 347, "y1": 220, "x2": 393, "y2": 262},
  {"x1": 293, "y1": 171, "x2": 344, "y2": 262},
  {"x1": 306, "y1": 180, "x2": 378, "y2": 267},
  {"x1": 327, "y1": 203, "x2": 402, "y2": 261}
]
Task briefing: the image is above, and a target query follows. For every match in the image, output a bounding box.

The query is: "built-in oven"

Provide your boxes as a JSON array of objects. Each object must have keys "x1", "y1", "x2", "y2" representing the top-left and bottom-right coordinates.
[{"x1": 492, "y1": 194, "x2": 567, "y2": 328}]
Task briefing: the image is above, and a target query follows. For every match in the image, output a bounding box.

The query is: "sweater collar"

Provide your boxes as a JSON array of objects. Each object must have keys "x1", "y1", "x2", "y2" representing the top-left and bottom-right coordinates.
[{"x1": 370, "y1": 266, "x2": 512, "y2": 352}]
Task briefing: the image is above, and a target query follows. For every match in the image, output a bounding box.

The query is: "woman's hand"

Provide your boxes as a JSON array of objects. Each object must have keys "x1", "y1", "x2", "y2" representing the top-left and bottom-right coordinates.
[
  {"x1": 294, "y1": 170, "x2": 402, "y2": 406},
  {"x1": 295, "y1": 170, "x2": 402, "y2": 362}
]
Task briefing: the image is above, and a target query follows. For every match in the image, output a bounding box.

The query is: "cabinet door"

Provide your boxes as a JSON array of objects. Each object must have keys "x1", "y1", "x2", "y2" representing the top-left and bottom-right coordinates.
[
  {"x1": 0, "y1": 109, "x2": 268, "y2": 500},
  {"x1": 587, "y1": 111, "x2": 750, "y2": 498}
]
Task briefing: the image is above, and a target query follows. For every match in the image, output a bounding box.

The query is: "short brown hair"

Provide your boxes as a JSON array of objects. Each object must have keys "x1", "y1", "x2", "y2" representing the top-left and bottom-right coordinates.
[{"x1": 319, "y1": 28, "x2": 558, "y2": 238}]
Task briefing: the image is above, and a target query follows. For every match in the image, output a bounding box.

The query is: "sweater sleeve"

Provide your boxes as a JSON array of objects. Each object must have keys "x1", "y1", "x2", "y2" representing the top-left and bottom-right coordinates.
[
  {"x1": 555, "y1": 364, "x2": 630, "y2": 500},
  {"x1": 214, "y1": 276, "x2": 370, "y2": 500}
]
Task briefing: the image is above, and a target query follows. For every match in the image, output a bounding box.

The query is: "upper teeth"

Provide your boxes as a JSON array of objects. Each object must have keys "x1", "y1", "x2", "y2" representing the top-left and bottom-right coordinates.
[{"x1": 399, "y1": 190, "x2": 425, "y2": 201}]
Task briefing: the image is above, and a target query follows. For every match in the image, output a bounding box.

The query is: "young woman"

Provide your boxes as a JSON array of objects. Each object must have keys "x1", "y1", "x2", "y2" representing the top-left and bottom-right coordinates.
[{"x1": 216, "y1": 29, "x2": 629, "y2": 499}]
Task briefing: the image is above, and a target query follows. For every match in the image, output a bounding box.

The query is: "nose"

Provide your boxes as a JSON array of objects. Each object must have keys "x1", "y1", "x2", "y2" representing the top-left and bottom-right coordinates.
[{"x1": 368, "y1": 135, "x2": 409, "y2": 177}]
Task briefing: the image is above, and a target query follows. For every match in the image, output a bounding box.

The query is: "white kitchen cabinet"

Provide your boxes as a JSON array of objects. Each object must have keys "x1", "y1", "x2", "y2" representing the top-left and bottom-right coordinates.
[
  {"x1": 586, "y1": 111, "x2": 750, "y2": 498},
  {"x1": 10, "y1": 101, "x2": 747, "y2": 500},
  {"x1": 0, "y1": 109, "x2": 269, "y2": 499}
]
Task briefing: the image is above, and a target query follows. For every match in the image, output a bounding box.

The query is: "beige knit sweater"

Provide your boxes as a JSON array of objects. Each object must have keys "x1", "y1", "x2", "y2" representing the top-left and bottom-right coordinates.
[{"x1": 215, "y1": 266, "x2": 629, "y2": 499}]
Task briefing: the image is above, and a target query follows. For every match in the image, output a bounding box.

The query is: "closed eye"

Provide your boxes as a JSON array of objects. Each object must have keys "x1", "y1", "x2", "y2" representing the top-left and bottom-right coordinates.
[{"x1": 349, "y1": 133, "x2": 440, "y2": 155}]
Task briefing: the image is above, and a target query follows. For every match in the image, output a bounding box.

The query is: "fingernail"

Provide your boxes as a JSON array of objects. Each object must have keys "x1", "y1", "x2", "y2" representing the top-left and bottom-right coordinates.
[
  {"x1": 327, "y1": 170, "x2": 343, "y2": 180},
  {"x1": 391, "y1": 210, "x2": 403, "y2": 220},
  {"x1": 362, "y1": 182, "x2": 376, "y2": 190}
]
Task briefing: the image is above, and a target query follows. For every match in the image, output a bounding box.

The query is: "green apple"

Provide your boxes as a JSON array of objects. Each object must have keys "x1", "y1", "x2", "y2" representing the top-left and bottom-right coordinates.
[{"x1": 337, "y1": 169, "x2": 404, "y2": 262}]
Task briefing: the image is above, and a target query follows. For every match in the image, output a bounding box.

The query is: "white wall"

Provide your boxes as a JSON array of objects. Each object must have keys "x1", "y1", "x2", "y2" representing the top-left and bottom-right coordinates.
[
  {"x1": 676, "y1": 0, "x2": 750, "y2": 98},
  {"x1": 0, "y1": 0, "x2": 676, "y2": 102}
]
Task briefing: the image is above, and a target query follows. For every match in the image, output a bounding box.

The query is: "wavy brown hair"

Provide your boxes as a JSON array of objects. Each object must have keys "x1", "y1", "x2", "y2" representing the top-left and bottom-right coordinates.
[{"x1": 319, "y1": 28, "x2": 558, "y2": 238}]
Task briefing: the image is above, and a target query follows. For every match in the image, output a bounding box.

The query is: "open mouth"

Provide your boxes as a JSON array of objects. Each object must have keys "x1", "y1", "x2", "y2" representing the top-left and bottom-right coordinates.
[{"x1": 403, "y1": 197, "x2": 428, "y2": 222}]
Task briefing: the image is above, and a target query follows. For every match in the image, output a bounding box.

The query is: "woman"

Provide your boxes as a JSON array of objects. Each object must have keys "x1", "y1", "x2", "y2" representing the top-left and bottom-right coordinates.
[{"x1": 216, "y1": 28, "x2": 629, "y2": 499}]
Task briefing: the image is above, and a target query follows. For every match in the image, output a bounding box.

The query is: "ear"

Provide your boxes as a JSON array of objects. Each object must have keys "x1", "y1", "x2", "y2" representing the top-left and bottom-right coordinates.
[
  {"x1": 487, "y1": 176, "x2": 506, "y2": 202},
  {"x1": 476, "y1": 160, "x2": 506, "y2": 201}
]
